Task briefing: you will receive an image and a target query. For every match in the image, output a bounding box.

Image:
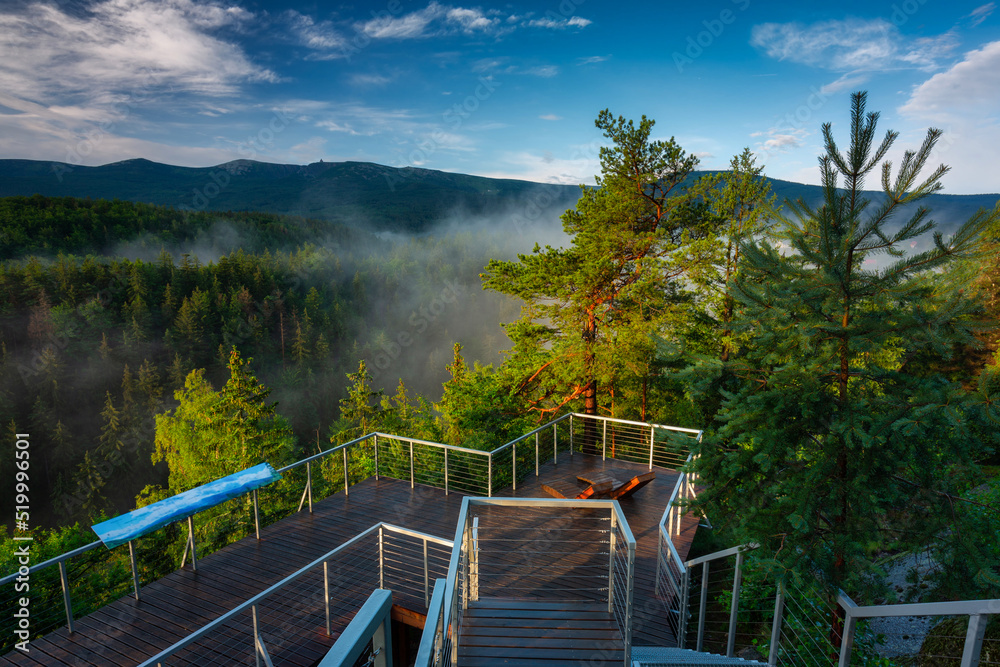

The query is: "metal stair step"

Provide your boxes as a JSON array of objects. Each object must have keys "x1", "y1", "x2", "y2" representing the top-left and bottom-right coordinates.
[{"x1": 631, "y1": 646, "x2": 768, "y2": 665}]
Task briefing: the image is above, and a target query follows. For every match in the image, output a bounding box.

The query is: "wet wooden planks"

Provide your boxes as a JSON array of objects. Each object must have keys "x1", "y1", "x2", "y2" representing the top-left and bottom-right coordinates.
[
  {"x1": 459, "y1": 598, "x2": 624, "y2": 666},
  {"x1": 1, "y1": 453, "x2": 699, "y2": 665}
]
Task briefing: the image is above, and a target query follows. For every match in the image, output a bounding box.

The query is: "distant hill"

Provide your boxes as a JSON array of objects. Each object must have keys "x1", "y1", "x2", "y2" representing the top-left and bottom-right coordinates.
[
  {"x1": 0, "y1": 158, "x2": 996, "y2": 235},
  {"x1": 0, "y1": 158, "x2": 584, "y2": 234}
]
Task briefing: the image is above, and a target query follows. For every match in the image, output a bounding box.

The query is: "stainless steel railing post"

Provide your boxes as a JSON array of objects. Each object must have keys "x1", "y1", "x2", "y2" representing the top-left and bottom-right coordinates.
[
  {"x1": 569, "y1": 414, "x2": 573, "y2": 457},
  {"x1": 306, "y1": 461, "x2": 313, "y2": 513},
  {"x1": 535, "y1": 432, "x2": 539, "y2": 475},
  {"x1": 697, "y1": 561, "x2": 709, "y2": 652},
  {"x1": 603, "y1": 419, "x2": 607, "y2": 460},
  {"x1": 129, "y1": 540, "x2": 141, "y2": 601},
  {"x1": 252, "y1": 604, "x2": 262, "y2": 667},
  {"x1": 324, "y1": 561, "x2": 331, "y2": 636},
  {"x1": 649, "y1": 427, "x2": 655, "y2": 470},
  {"x1": 444, "y1": 448, "x2": 449, "y2": 495},
  {"x1": 727, "y1": 550, "x2": 744, "y2": 657},
  {"x1": 962, "y1": 613, "x2": 987, "y2": 667},
  {"x1": 512, "y1": 442, "x2": 517, "y2": 493},
  {"x1": 423, "y1": 538, "x2": 430, "y2": 608},
  {"x1": 679, "y1": 567, "x2": 690, "y2": 648},
  {"x1": 374, "y1": 434, "x2": 379, "y2": 480},
  {"x1": 553, "y1": 424, "x2": 557, "y2": 465},
  {"x1": 410, "y1": 441, "x2": 415, "y2": 489},
  {"x1": 253, "y1": 489, "x2": 261, "y2": 540},
  {"x1": 608, "y1": 513, "x2": 616, "y2": 613},
  {"x1": 768, "y1": 581, "x2": 785, "y2": 666},
  {"x1": 343, "y1": 447, "x2": 349, "y2": 496},
  {"x1": 58, "y1": 560, "x2": 74, "y2": 633},
  {"x1": 378, "y1": 525, "x2": 385, "y2": 589},
  {"x1": 488, "y1": 454, "x2": 492, "y2": 497}
]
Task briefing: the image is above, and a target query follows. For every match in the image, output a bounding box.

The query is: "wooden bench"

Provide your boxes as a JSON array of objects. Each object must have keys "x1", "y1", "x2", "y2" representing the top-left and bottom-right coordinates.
[
  {"x1": 542, "y1": 469, "x2": 656, "y2": 500},
  {"x1": 541, "y1": 479, "x2": 614, "y2": 499}
]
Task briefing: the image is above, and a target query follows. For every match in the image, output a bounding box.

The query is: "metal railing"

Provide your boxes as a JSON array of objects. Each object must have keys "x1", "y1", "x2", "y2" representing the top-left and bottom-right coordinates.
[
  {"x1": 669, "y1": 541, "x2": 1000, "y2": 667},
  {"x1": 567, "y1": 414, "x2": 701, "y2": 469},
  {"x1": 2, "y1": 411, "x2": 695, "y2": 649},
  {"x1": 415, "y1": 579, "x2": 449, "y2": 666},
  {"x1": 837, "y1": 594, "x2": 1000, "y2": 667},
  {"x1": 431, "y1": 497, "x2": 636, "y2": 666},
  {"x1": 135, "y1": 523, "x2": 451, "y2": 666},
  {"x1": 317, "y1": 588, "x2": 393, "y2": 667}
]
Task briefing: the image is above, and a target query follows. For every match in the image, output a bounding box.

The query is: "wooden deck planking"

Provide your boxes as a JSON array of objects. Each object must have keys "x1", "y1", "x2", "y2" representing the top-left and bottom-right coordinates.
[
  {"x1": 460, "y1": 599, "x2": 624, "y2": 666},
  {"x1": 3, "y1": 453, "x2": 699, "y2": 665}
]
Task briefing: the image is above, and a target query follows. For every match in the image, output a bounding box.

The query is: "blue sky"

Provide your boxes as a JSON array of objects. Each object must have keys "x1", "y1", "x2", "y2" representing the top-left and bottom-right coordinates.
[{"x1": 1, "y1": 0, "x2": 998, "y2": 193}]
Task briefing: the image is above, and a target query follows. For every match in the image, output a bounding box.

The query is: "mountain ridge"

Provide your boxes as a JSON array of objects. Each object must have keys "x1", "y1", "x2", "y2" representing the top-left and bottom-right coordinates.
[{"x1": 1, "y1": 158, "x2": 996, "y2": 235}]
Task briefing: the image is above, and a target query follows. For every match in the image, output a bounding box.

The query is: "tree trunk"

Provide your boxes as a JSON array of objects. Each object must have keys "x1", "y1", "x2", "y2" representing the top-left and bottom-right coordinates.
[{"x1": 582, "y1": 308, "x2": 599, "y2": 454}]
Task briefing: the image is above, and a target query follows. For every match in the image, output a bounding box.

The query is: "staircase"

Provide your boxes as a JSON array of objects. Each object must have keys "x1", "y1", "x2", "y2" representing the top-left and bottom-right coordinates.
[
  {"x1": 631, "y1": 646, "x2": 767, "y2": 665},
  {"x1": 458, "y1": 598, "x2": 623, "y2": 665}
]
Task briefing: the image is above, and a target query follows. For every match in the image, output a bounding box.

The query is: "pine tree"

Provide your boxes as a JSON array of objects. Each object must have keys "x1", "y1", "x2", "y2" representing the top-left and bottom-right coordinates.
[
  {"x1": 698, "y1": 92, "x2": 1000, "y2": 605},
  {"x1": 482, "y1": 110, "x2": 721, "y2": 424}
]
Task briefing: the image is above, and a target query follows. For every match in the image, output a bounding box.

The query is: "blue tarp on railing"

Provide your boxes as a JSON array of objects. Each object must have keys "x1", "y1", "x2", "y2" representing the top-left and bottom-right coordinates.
[{"x1": 91, "y1": 463, "x2": 282, "y2": 549}]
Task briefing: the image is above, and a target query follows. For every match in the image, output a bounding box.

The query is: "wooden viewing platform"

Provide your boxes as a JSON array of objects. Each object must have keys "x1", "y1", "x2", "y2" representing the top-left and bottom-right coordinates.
[{"x1": 1, "y1": 454, "x2": 698, "y2": 666}]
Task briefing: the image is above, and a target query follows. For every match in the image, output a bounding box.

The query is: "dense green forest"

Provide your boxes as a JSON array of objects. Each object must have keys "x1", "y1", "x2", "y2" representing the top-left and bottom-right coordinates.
[
  {"x1": 0, "y1": 195, "x2": 528, "y2": 529},
  {"x1": 2, "y1": 97, "x2": 1000, "y2": 657}
]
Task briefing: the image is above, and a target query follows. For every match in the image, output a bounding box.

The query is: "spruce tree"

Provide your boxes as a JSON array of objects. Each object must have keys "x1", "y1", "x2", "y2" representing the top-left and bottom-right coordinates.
[{"x1": 698, "y1": 92, "x2": 999, "y2": 603}]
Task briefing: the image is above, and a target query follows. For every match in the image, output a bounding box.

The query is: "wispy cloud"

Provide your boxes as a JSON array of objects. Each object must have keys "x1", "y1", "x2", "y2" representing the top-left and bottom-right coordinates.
[
  {"x1": 751, "y1": 18, "x2": 955, "y2": 72},
  {"x1": 578, "y1": 55, "x2": 608, "y2": 65},
  {"x1": 528, "y1": 15, "x2": 592, "y2": 29},
  {"x1": 968, "y1": 3, "x2": 996, "y2": 27},
  {"x1": 819, "y1": 72, "x2": 871, "y2": 95},
  {"x1": 350, "y1": 73, "x2": 393, "y2": 87},
  {"x1": 524, "y1": 65, "x2": 560, "y2": 78},
  {"x1": 285, "y1": 10, "x2": 345, "y2": 50},
  {"x1": 539, "y1": 114, "x2": 562, "y2": 121},
  {"x1": 354, "y1": 2, "x2": 591, "y2": 40},
  {"x1": 473, "y1": 58, "x2": 560, "y2": 78}
]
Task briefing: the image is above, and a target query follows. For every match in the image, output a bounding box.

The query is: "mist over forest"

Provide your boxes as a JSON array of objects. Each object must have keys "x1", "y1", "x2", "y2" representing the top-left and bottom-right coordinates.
[{"x1": 0, "y1": 189, "x2": 574, "y2": 530}]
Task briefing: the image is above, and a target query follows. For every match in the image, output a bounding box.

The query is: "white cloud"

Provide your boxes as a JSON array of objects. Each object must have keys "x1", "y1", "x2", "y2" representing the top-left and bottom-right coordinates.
[
  {"x1": 524, "y1": 65, "x2": 560, "y2": 78},
  {"x1": 750, "y1": 126, "x2": 811, "y2": 160},
  {"x1": 750, "y1": 18, "x2": 954, "y2": 72},
  {"x1": 445, "y1": 7, "x2": 496, "y2": 32},
  {"x1": 0, "y1": 0, "x2": 276, "y2": 105},
  {"x1": 351, "y1": 74, "x2": 393, "y2": 87},
  {"x1": 897, "y1": 40, "x2": 1000, "y2": 193},
  {"x1": 361, "y1": 3, "x2": 446, "y2": 39},
  {"x1": 578, "y1": 56, "x2": 608, "y2": 65},
  {"x1": 819, "y1": 72, "x2": 871, "y2": 95},
  {"x1": 285, "y1": 10, "x2": 345, "y2": 50},
  {"x1": 479, "y1": 149, "x2": 601, "y2": 185},
  {"x1": 527, "y1": 15, "x2": 591, "y2": 29},
  {"x1": 539, "y1": 114, "x2": 562, "y2": 121},
  {"x1": 350, "y1": 3, "x2": 590, "y2": 40},
  {"x1": 899, "y1": 40, "x2": 1000, "y2": 122}
]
